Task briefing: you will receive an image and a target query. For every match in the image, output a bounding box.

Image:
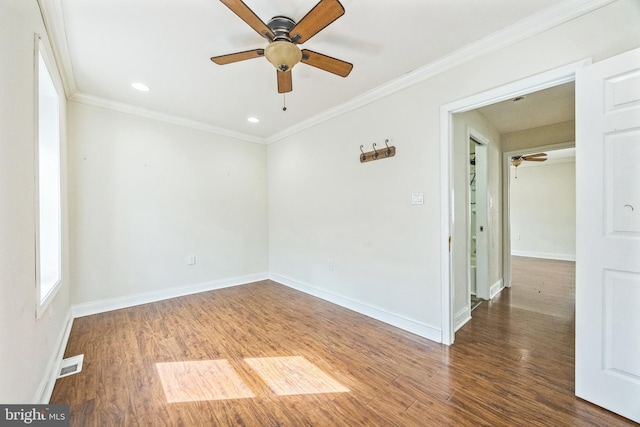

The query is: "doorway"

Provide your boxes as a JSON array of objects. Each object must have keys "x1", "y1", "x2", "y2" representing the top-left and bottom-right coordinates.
[
  {"x1": 503, "y1": 144, "x2": 576, "y2": 287},
  {"x1": 469, "y1": 134, "x2": 489, "y2": 305},
  {"x1": 440, "y1": 60, "x2": 587, "y2": 345}
]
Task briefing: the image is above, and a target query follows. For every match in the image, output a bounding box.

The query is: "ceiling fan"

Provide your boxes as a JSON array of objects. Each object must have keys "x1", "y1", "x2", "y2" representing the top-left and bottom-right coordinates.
[
  {"x1": 511, "y1": 153, "x2": 547, "y2": 178},
  {"x1": 510, "y1": 153, "x2": 548, "y2": 168},
  {"x1": 210, "y1": 0, "x2": 353, "y2": 94}
]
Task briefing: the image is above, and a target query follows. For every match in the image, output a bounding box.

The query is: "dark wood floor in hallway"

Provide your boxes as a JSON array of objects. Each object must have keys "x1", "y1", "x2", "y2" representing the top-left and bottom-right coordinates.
[{"x1": 51, "y1": 257, "x2": 636, "y2": 426}]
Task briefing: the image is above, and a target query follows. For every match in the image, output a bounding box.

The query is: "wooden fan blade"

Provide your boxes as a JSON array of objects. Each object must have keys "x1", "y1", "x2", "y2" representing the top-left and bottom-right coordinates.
[
  {"x1": 523, "y1": 153, "x2": 547, "y2": 158},
  {"x1": 277, "y1": 70, "x2": 292, "y2": 93},
  {"x1": 211, "y1": 48, "x2": 264, "y2": 65},
  {"x1": 220, "y1": 0, "x2": 274, "y2": 40},
  {"x1": 301, "y1": 49, "x2": 352, "y2": 77},
  {"x1": 523, "y1": 157, "x2": 547, "y2": 162},
  {"x1": 290, "y1": 0, "x2": 345, "y2": 44}
]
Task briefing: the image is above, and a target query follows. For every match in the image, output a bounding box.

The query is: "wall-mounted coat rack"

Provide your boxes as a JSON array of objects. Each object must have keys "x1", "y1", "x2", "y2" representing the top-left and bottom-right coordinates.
[{"x1": 360, "y1": 139, "x2": 396, "y2": 163}]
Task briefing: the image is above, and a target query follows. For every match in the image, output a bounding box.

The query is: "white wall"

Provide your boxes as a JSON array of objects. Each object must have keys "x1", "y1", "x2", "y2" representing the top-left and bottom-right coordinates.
[
  {"x1": 268, "y1": 93, "x2": 442, "y2": 338},
  {"x1": 0, "y1": 0, "x2": 72, "y2": 402},
  {"x1": 510, "y1": 161, "x2": 576, "y2": 260},
  {"x1": 68, "y1": 102, "x2": 269, "y2": 309},
  {"x1": 268, "y1": 0, "x2": 640, "y2": 341},
  {"x1": 452, "y1": 111, "x2": 502, "y2": 326}
]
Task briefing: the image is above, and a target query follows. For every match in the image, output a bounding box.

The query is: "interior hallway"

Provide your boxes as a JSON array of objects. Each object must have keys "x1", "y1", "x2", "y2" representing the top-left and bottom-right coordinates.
[{"x1": 50, "y1": 257, "x2": 635, "y2": 426}]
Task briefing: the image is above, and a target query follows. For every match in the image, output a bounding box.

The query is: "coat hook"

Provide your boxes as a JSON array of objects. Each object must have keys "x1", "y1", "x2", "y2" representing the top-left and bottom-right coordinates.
[
  {"x1": 358, "y1": 140, "x2": 395, "y2": 163},
  {"x1": 624, "y1": 204, "x2": 634, "y2": 211}
]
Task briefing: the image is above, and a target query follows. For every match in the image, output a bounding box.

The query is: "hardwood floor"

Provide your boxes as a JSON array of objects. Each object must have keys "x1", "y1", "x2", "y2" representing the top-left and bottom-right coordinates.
[{"x1": 51, "y1": 257, "x2": 636, "y2": 426}]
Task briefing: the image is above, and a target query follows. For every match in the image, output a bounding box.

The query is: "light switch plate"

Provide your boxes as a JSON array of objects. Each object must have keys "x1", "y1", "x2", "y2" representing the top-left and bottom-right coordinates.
[{"x1": 411, "y1": 193, "x2": 424, "y2": 205}]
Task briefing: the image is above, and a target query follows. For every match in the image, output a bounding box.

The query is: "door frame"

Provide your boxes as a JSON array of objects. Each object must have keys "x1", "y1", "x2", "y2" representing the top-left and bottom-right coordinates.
[
  {"x1": 440, "y1": 59, "x2": 590, "y2": 345},
  {"x1": 502, "y1": 142, "x2": 575, "y2": 288},
  {"x1": 468, "y1": 130, "x2": 490, "y2": 300}
]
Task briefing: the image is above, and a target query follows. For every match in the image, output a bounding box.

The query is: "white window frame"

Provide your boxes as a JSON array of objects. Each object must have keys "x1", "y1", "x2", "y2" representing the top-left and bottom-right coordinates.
[{"x1": 35, "y1": 35, "x2": 63, "y2": 319}]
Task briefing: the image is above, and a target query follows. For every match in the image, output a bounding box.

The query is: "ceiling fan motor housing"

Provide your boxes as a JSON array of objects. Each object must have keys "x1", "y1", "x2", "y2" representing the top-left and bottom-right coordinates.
[{"x1": 267, "y1": 16, "x2": 296, "y2": 41}]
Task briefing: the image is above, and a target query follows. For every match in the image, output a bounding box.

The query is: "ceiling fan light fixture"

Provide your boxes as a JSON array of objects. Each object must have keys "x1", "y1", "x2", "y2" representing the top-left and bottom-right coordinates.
[
  {"x1": 265, "y1": 41, "x2": 302, "y2": 72},
  {"x1": 511, "y1": 158, "x2": 523, "y2": 167}
]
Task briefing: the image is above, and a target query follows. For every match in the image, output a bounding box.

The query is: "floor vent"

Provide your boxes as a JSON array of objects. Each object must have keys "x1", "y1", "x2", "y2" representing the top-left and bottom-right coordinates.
[{"x1": 58, "y1": 354, "x2": 84, "y2": 378}]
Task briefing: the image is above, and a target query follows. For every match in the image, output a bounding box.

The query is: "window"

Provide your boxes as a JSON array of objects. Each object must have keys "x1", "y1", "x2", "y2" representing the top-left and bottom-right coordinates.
[{"x1": 36, "y1": 39, "x2": 62, "y2": 317}]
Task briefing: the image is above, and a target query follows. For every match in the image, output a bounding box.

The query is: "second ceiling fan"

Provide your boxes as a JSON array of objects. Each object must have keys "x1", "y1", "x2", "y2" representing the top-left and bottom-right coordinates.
[
  {"x1": 510, "y1": 153, "x2": 548, "y2": 167},
  {"x1": 511, "y1": 153, "x2": 547, "y2": 178},
  {"x1": 211, "y1": 0, "x2": 353, "y2": 94}
]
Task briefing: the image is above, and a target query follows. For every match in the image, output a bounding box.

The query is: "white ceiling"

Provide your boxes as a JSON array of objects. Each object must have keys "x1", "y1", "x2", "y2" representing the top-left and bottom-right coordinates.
[
  {"x1": 52, "y1": 0, "x2": 581, "y2": 141},
  {"x1": 476, "y1": 82, "x2": 575, "y2": 135}
]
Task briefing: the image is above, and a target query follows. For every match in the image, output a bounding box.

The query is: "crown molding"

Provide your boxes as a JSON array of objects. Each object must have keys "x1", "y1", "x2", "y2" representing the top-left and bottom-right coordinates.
[
  {"x1": 42, "y1": 0, "x2": 615, "y2": 146},
  {"x1": 37, "y1": 0, "x2": 77, "y2": 98},
  {"x1": 40, "y1": 0, "x2": 266, "y2": 145},
  {"x1": 70, "y1": 93, "x2": 266, "y2": 145},
  {"x1": 264, "y1": 0, "x2": 616, "y2": 144}
]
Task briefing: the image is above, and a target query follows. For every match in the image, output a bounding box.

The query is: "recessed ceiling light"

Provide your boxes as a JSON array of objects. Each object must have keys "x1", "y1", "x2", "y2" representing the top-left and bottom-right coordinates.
[
  {"x1": 247, "y1": 117, "x2": 260, "y2": 123},
  {"x1": 131, "y1": 82, "x2": 150, "y2": 92}
]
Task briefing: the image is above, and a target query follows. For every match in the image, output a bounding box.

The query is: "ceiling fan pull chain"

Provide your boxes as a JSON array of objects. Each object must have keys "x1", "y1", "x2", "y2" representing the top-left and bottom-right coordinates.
[{"x1": 282, "y1": 93, "x2": 287, "y2": 112}]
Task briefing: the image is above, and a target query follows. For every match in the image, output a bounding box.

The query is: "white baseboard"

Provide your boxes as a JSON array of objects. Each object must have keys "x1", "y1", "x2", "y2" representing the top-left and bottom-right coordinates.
[
  {"x1": 511, "y1": 250, "x2": 576, "y2": 261},
  {"x1": 71, "y1": 273, "x2": 269, "y2": 318},
  {"x1": 454, "y1": 305, "x2": 471, "y2": 332},
  {"x1": 490, "y1": 279, "x2": 505, "y2": 299},
  {"x1": 269, "y1": 273, "x2": 442, "y2": 343},
  {"x1": 37, "y1": 309, "x2": 74, "y2": 404}
]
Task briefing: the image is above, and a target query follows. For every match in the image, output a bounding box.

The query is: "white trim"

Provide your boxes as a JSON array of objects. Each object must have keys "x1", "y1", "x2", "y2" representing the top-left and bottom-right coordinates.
[
  {"x1": 37, "y1": 0, "x2": 77, "y2": 98},
  {"x1": 36, "y1": 309, "x2": 73, "y2": 403},
  {"x1": 270, "y1": 273, "x2": 442, "y2": 343},
  {"x1": 454, "y1": 306, "x2": 471, "y2": 332},
  {"x1": 490, "y1": 279, "x2": 505, "y2": 300},
  {"x1": 441, "y1": 60, "x2": 590, "y2": 345},
  {"x1": 444, "y1": 59, "x2": 589, "y2": 114},
  {"x1": 35, "y1": 35, "x2": 64, "y2": 320},
  {"x1": 468, "y1": 127, "x2": 490, "y2": 301},
  {"x1": 511, "y1": 251, "x2": 576, "y2": 261},
  {"x1": 440, "y1": 104, "x2": 454, "y2": 345},
  {"x1": 39, "y1": 0, "x2": 612, "y2": 146},
  {"x1": 265, "y1": 0, "x2": 612, "y2": 144},
  {"x1": 71, "y1": 273, "x2": 268, "y2": 318},
  {"x1": 69, "y1": 94, "x2": 266, "y2": 145}
]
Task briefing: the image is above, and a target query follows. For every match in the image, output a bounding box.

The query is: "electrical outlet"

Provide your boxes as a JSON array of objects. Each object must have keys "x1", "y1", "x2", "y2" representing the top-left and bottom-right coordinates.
[{"x1": 187, "y1": 255, "x2": 196, "y2": 265}]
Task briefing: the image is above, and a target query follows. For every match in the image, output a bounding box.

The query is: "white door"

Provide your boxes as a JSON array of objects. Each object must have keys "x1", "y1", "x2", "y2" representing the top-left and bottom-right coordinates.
[{"x1": 575, "y1": 47, "x2": 640, "y2": 423}]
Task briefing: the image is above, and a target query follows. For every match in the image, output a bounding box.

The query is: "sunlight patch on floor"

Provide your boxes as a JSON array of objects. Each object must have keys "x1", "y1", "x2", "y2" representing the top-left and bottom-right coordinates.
[
  {"x1": 156, "y1": 360, "x2": 255, "y2": 403},
  {"x1": 244, "y1": 356, "x2": 349, "y2": 396}
]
